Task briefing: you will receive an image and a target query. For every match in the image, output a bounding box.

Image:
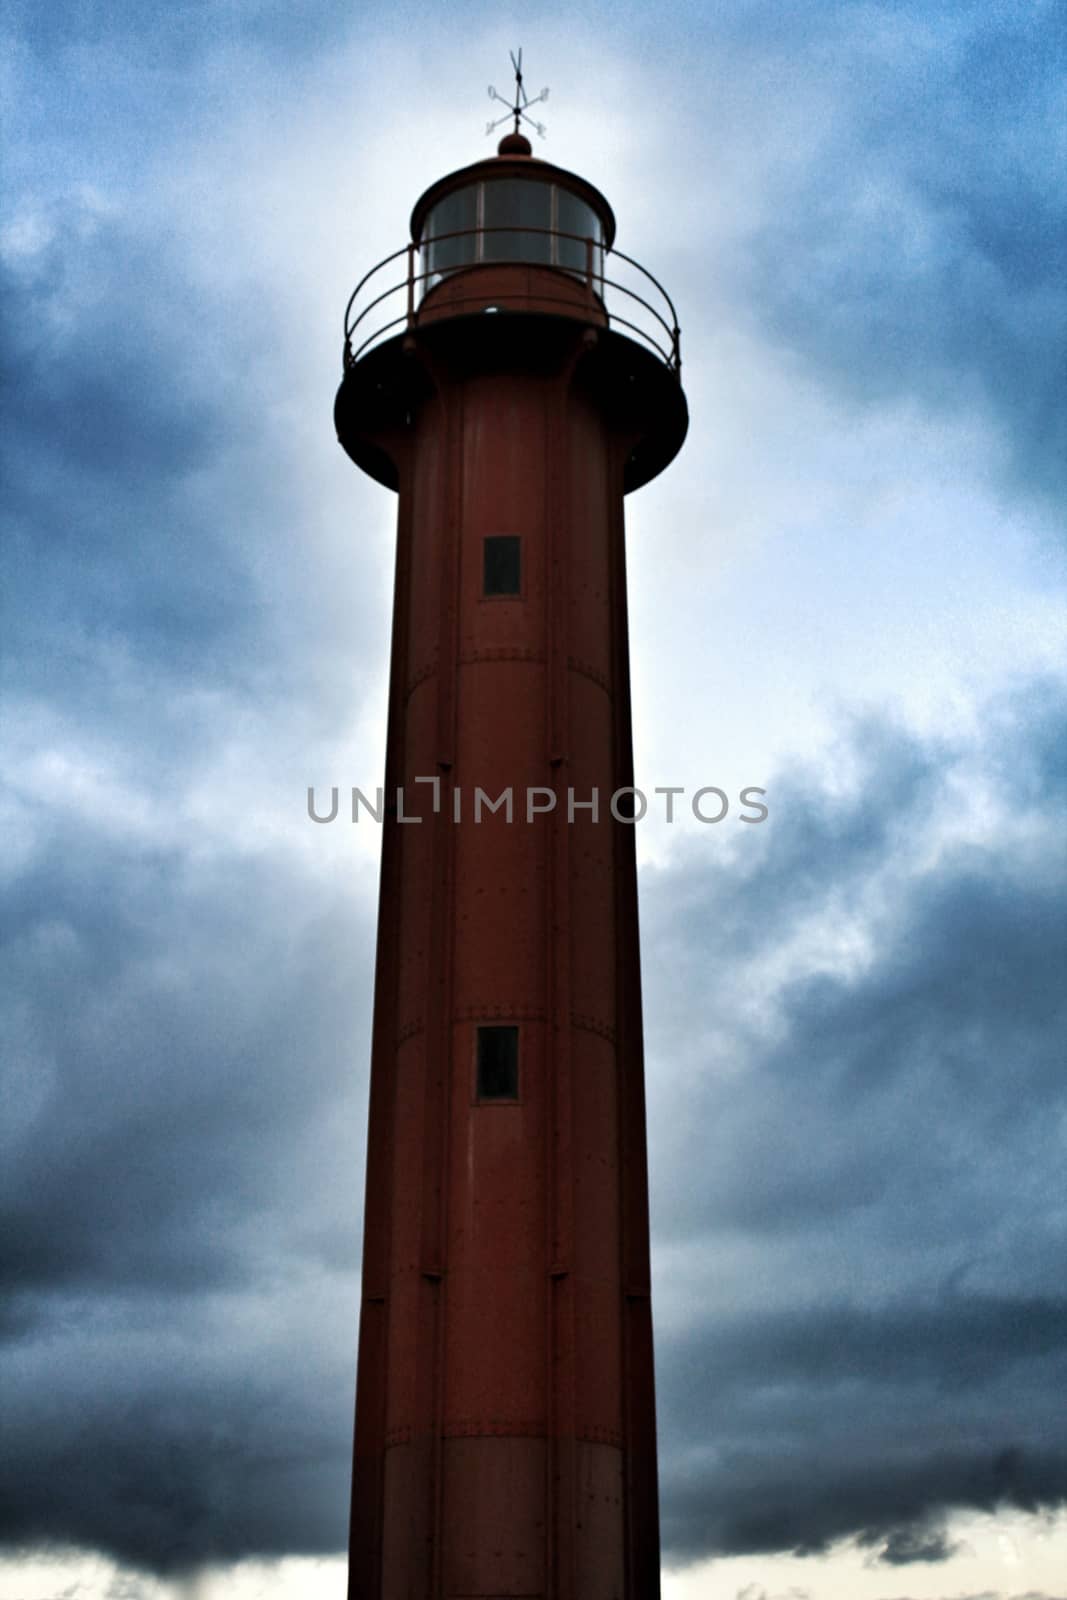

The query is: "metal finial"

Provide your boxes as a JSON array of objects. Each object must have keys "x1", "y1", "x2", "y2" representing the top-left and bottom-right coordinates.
[{"x1": 486, "y1": 48, "x2": 549, "y2": 139}]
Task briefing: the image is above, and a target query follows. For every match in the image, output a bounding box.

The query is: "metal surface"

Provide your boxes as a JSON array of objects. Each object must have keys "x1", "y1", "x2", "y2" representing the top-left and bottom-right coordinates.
[
  {"x1": 342, "y1": 224, "x2": 681, "y2": 374},
  {"x1": 487, "y1": 47, "x2": 549, "y2": 140},
  {"x1": 339, "y1": 150, "x2": 687, "y2": 1600}
]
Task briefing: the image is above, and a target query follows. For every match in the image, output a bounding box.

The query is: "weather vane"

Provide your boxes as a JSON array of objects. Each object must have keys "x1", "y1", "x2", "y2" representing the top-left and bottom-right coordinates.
[{"x1": 487, "y1": 48, "x2": 549, "y2": 139}]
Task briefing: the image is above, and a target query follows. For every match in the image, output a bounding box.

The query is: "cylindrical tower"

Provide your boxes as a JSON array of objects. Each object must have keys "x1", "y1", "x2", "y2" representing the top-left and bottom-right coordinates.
[{"x1": 336, "y1": 127, "x2": 687, "y2": 1600}]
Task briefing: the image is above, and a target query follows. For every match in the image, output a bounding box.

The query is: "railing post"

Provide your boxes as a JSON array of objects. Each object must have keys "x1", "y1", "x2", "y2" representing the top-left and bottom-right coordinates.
[
  {"x1": 585, "y1": 235, "x2": 593, "y2": 292},
  {"x1": 406, "y1": 242, "x2": 416, "y2": 328}
]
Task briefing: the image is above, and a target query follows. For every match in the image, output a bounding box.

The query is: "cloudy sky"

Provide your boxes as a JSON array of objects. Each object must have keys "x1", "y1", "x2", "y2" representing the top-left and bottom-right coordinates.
[{"x1": 2, "y1": 1, "x2": 1066, "y2": 1597}]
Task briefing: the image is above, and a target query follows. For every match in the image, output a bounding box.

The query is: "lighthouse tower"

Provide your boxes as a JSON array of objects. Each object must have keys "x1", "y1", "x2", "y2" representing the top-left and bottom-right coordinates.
[{"x1": 336, "y1": 72, "x2": 687, "y2": 1600}]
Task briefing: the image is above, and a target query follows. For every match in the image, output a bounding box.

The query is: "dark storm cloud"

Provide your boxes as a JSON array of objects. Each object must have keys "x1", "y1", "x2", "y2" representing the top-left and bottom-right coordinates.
[
  {"x1": 0, "y1": 171, "x2": 387, "y2": 784},
  {"x1": 871, "y1": 1523, "x2": 960, "y2": 1564},
  {"x1": 660, "y1": 1296, "x2": 1067, "y2": 1556},
  {"x1": 649, "y1": 715, "x2": 948, "y2": 974},
  {"x1": 0, "y1": 323, "x2": 257, "y2": 788},
  {"x1": 1, "y1": 29, "x2": 385, "y2": 1565},
  {"x1": 1, "y1": 1312, "x2": 354, "y2": 1570},
  {"x1": 0, "y1": 810, "x2": 372, "y2": 1568},
  {"x1": 2, "y1": 203, "x2": 272, "y2": 687},
  {"x1": 721, "y1": 1, "x2": 1067, "y2": 508},
  {"x1": 3, "y1": 0, "x2": 1066, "y2": 1582},
  {"x1": 0, "y1": 832, "x2": 370, "y2": 1299},
  {"x1": 644, "y1": 684, "x2": 1067, "y2": 1563}
]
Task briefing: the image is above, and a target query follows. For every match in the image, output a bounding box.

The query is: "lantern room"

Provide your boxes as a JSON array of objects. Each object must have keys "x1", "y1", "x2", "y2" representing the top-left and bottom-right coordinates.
[
  {"x1": 411, "y1": 131, "x2": 612, "y2": 289},
  {"x1": 335, "y1": 131, "x2": 687, "y2": 494}
]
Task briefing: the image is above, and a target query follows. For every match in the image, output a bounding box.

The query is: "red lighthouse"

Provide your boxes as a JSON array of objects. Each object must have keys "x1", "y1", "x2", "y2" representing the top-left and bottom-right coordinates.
[{"x1": 335, "y1": 72, "x2": 687, "y2": 1599}]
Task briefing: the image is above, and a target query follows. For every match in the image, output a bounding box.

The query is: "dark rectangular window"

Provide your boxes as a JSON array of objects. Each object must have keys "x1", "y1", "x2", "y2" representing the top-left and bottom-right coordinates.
[
  {"x1": 483, "y1": 534, "x2": 521, "y2": 596},
  {"x1": 476, "y1": 1025, "x2": 519, "y2": 1100}
]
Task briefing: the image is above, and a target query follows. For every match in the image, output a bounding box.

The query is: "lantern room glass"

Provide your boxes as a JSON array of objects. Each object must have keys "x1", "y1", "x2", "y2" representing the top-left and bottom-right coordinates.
[
  {"x1": 422, "y1": 179, "x2": 604, "y2": 290},
  {"x1": 424, "y1": 186, "x2": 478, "y2": 274},
  {"x1": 482, "y1": 179, "x2": 550, "y2": 261}
]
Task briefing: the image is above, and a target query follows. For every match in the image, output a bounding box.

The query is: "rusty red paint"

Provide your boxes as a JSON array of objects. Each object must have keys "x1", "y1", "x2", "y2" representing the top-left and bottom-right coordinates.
[{"x1": 337, "y1": 149, "x2": 687, "y2": 1600}]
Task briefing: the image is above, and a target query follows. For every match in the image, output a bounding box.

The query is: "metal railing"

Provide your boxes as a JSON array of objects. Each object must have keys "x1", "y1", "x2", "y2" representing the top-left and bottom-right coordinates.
[{"x1": 342, "y1": 224, "x2": 681, "y2": 377}]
